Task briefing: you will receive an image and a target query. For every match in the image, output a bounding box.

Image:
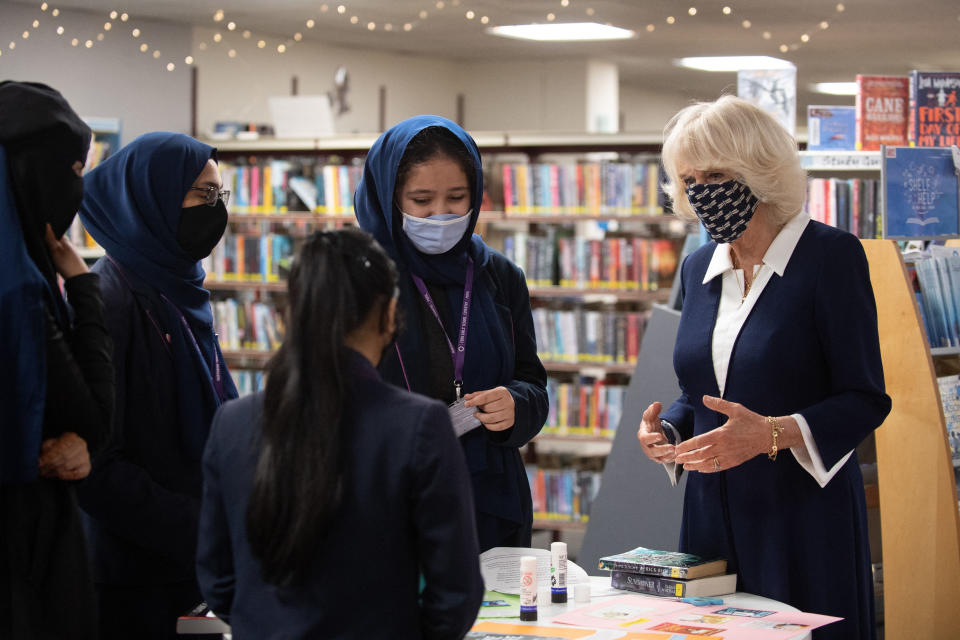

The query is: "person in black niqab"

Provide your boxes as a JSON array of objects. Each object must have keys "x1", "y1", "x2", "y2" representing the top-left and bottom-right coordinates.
[{"x1": 0, "y1": 80, "x2": 114, "y2": 640}]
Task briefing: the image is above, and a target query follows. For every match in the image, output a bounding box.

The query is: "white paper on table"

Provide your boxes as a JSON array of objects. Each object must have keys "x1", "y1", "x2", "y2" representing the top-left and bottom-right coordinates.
[{"x1": 480, "y1": 547, "x2": 589, "y2": 595}]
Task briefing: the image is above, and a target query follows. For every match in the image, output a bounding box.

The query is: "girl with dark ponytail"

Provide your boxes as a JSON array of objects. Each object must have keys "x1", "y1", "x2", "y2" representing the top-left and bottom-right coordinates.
[{"x1": 196, "y1": 228, "x2": 483, "y2": 638}]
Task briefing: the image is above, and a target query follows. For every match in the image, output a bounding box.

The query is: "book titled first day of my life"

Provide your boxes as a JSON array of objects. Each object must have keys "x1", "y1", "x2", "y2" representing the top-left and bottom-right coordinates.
[{"x1": 597, "y1": 546, "x2": 727, "y2": 580}]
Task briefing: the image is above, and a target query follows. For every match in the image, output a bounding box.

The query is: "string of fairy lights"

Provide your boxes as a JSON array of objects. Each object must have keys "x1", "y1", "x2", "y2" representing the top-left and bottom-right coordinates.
[{"x1": 0, "y1": 1, "x2": 854, "y2": 72}]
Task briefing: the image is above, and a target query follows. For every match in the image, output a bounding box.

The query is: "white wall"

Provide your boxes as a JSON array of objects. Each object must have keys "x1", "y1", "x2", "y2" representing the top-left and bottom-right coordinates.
[
  {"x1": 586, "y1": 60, "x2": 618, "y2": 133},
  {"x1": 0, "y1": 4, "x2": 192, "y2": 142},
  {"x1": 191, "y1": 26, "x2": 462, "y2": 136},
  {"x1": 190, "y1": 33, "x2": 599, "y2": 136},
  {"x1": 459, "y1": 59, "x2": 588, "y2": 132},
  {"x1": 0, "y1": 4, "x2": 692, "y2": 140},
  {"x1": 619, "y1": 85, "x2": 693, "y2": 136}
]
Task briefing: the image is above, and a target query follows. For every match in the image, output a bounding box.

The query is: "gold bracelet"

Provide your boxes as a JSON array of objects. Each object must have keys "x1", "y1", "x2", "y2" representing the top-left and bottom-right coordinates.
[{"x1": 766, "y1": 416, "x2": 784, "y2": 461}]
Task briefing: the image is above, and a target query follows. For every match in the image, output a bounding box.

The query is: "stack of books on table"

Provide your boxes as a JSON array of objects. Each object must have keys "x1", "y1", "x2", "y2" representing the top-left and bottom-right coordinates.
[{"x1": 599, "y1": 546, "x2": 737, "y2": 598}]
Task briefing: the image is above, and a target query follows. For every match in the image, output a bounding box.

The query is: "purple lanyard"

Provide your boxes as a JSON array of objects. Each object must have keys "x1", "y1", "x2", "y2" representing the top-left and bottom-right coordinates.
[
  {"x1": 410, "y1": 257, "x2": 474, "y2": 400},
  {"x1": 160, "y1": 294, "x2": 227, "y2": 403}
]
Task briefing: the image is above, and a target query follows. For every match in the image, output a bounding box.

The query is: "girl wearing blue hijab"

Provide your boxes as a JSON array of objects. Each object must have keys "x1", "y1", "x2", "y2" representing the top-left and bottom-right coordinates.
[
  {"x1": 355, "y1": 116, "x2": 549, "y2": 551},
  {"x1": 76, "y1": 132, "x2": 237, "y2": 640},
  {"x1": 0, "y1": 80, "x2": 113, "y2": 640}
]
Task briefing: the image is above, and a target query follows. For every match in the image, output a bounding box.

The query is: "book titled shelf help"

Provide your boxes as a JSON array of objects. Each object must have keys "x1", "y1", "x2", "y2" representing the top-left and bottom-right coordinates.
[{"x1": 600, "y1": 546, "x2": 736, "y2": 598}]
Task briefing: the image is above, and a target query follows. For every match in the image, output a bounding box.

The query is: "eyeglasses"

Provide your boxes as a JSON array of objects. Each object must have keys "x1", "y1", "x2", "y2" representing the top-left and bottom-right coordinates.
[{"x1": 189, "y1": 186, "x2": 231, "y2": 207}]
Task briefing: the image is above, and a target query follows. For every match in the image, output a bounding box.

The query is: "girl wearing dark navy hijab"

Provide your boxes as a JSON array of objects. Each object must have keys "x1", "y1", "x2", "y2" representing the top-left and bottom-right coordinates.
[
  {"x1": 355, "y1": 116, "x2": 549, "y2": 551},
  {"x1": 0, "y1": 80, "x2": 113, "y2": 640},
  {"x1": 75, "y1": 132, "x2": 238, "y2": 640}
]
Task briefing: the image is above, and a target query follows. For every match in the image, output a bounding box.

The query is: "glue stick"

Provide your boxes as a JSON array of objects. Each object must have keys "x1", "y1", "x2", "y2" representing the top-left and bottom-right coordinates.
[
  {"x1": 550, "y1": 541, "x2": 568, "y2": 603},
  {"x1": 520, "y1": 555, "x2": 538, "y2": 621}
]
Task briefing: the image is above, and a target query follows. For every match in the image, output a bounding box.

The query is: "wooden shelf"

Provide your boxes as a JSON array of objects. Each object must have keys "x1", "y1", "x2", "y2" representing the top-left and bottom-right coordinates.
[
  {"x1": 206, "y1": 280, "x2": 287, "y2": 291},
  {"x1": 491, "y1": 213, "x2": 682, "y2": 224},
  {"x1": 226, "y1": 211, "x2": 684, "y2": 225},
  {"x1": 532, "y1": 517, "x2": 588, "y2": 532},
  {"x1": 207, "y1": 131, "x2": 662, "y2": 155},
  {"x1": 864, "y1": 482, "x2": 880, "y2": 509},
  {"x1": 799, "y1": 150, "x2": 881, "y2": 172},
  {"x1": 229, "y1": 212, "x2": 354, "y2": 223},
  {"x1": 221, "y1": 349, "x2": 273, "y2": 365},
  {"x1": 862, "y1": 239, "x2": 960, "y2": 637},
  {"x1": 931, "y1": 346, "x2": 960, "y2": 357},
  {"x1": 206, "y1": 280, "x2": 667, "y2": 302},
  {"x1": 541, "y1": 361, "x2": 635, "y2": 374},
  {"x1": 528, "y1": 287, "x2": 670, "y2": 302},
  {"x1": 533, "y1": 433, "x2": 613, "y2": 447},
  {"x1": 537, "y1": 427, "x2": 614, "y2": 442}
]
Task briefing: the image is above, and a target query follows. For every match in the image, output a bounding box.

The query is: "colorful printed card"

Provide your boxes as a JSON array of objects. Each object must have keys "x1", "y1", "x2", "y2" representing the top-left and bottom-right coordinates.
[
  {"x1": 468, "y1": 621, "x2": 596, "y2": 639},
  {"x1": 551, "y1": 594, "x2": 693, "y2": 630}
]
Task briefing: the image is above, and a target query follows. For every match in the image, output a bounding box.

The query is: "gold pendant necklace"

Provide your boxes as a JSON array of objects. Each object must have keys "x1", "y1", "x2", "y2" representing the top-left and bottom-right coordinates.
[{"x1": 732, "y1": 254, "x2": 751, "y2": 303}]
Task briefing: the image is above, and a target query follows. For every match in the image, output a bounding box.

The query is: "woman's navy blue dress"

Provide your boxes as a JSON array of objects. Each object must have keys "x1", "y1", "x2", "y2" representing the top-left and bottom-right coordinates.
[{"x1": 661, "y1": 220, "x2": 891, "y2": 639}]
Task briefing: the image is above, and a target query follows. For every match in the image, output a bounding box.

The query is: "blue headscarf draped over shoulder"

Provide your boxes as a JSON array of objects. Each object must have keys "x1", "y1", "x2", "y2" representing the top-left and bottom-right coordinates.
[
  {"x1": 354, "y1": 115, "x2": 489, "y2": 284},
  {"x1": 79, "y1": 132, "x2": 237, "y2": 460},
  {"x1": 80, "y1": 132, "x2": 215, "y2": 324}
]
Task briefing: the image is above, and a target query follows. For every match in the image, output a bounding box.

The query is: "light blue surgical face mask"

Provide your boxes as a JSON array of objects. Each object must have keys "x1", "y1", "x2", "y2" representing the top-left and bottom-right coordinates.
[{"x1": 400, "y1": 210, "x2": 473, "y2": 255}]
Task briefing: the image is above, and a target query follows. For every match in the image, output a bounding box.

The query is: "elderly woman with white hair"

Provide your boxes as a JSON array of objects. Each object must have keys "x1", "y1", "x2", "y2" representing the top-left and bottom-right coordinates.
[{"x1": 636, "y1": 95, "x2": 890, "y2": 640}]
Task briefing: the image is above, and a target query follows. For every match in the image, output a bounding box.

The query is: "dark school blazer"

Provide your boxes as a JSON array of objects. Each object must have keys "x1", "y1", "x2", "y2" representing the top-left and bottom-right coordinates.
[{"x1": 196, "y1": 350, "x2": 484, "y2": 639}]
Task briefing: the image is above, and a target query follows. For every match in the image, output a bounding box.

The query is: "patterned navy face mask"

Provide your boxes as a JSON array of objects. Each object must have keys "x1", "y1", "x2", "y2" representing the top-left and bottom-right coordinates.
[{"x1": 685, "y1": 179, "x2": 760, "y2": 244}]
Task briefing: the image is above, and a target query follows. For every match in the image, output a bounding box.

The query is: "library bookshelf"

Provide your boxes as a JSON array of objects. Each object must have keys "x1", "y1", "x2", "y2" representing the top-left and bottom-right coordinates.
[
  {"x1": 862, "y1": 240, "x2": 960, "y2": 639},
  {"x1": 69, "y1": 117, "x2": 121, "y2": 256},
  {"x1": 204, "y1": 132, "x2": 679, "y2": 533}
]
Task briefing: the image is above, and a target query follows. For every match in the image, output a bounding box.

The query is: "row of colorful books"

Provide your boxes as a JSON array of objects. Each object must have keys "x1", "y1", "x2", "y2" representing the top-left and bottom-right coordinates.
[
  {"x1": 220, "y1": 159, "x2": 363, "y2": 215},
  {"x1": 806, "y1": 178, "x2": 882, "y2": 239},
  {"x1": 212, "y1": 297, "x2": 285, "y2": 352},
  {"x1": 533, "y1": 307, "x2": 648, "y2": 366},
  {"x1": 503, "y1": 232, "x2": 680, "y2": 291},
  {"x1": 234, "y1": 369, "x2": 266, "y2": 396},
  {"x1": 498, "y1": 160, "x2": 667, "y2": 216},
  {"x1": 67, "y1": 139, "x2": 115, "y2": 248},
  {"x1": 525, "y1": 464, "x2": 602, "y2": 523},
  {"x1": 202, "y1": 232, "x2": 295, "y2": 283},
  {"x1": 600, "y1": 546, "x2": 736, "y2": 598},
  {"x1": 912, "y1": 248, "x2": 960, "y2": 349},
  {"x1": 546, "y1": 377, "x2": 626, "y2": 435},
  {"x1": 808, "y1": 71, "x2": 959, "y2": 151},
  {"x1": 939, "y1": 375, "x2": 960, "y2": 462}
]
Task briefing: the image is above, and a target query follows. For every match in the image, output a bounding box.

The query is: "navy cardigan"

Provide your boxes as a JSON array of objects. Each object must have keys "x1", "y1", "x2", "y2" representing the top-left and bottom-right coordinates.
[
  {"x1": 661, "y1": 220, "x2": 891, "y2": 640},
  {"x1": 379, "y1": 250, "x2": 549, "y2": 551},
  {"x1": 196, "y1": 350, "x2": 484, "y2": 639}
]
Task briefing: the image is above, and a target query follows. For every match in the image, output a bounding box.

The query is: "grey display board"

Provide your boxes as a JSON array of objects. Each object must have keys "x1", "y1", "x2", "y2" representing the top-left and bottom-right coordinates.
[{"x1": 578, "y1": 304, "x2": 687, "y2": 574}]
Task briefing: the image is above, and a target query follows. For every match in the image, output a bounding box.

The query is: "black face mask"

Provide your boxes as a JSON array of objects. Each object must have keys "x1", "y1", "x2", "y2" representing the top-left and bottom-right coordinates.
[
  {"x1": 8, "y1": 145, "x2": 84, "y2": 239},
  {"x1": 177, "y1": 200, "x2": 228, "y2": 261}
]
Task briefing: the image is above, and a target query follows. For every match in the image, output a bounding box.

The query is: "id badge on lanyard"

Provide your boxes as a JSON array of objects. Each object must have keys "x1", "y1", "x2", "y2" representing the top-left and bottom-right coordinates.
[{"x1": 410, "y1": 258, "x2": 482, "y2": 437}]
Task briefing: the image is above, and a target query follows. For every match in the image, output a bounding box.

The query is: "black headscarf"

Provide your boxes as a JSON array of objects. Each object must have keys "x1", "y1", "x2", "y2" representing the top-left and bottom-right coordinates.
[
  {"x1": 0, "y1": 80, "x2": 92, "y2": 298},
  {"x1": 0, "y1": 81, "x2": 90, "y2": 483}
]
